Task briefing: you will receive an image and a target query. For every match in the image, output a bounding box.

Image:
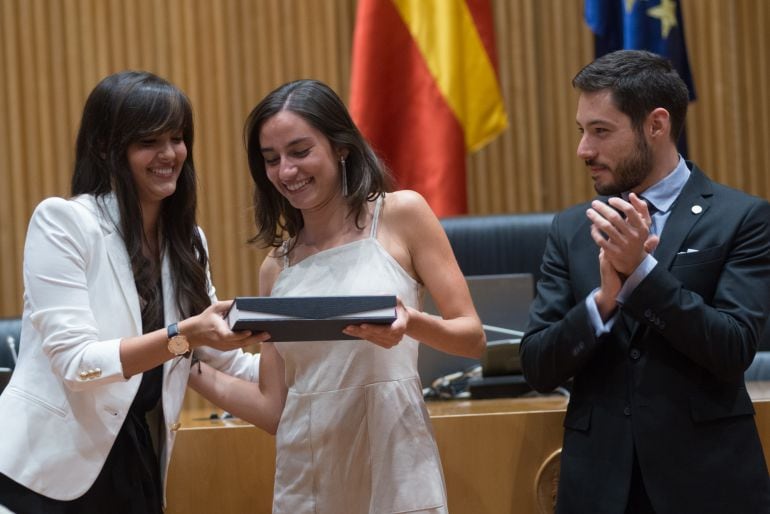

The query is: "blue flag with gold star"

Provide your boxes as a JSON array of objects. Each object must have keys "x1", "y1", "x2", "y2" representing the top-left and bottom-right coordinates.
[
  {"x1": 584, "y1": 0, "x2": 696, "y2": 101},
  {"x1": 584, "y1": 0, "x2": 695, "y2": 155}
]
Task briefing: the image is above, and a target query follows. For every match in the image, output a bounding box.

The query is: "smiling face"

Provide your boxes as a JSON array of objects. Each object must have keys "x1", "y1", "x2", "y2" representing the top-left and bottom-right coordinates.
[
  {"x1": 258, "y1": 110, "x2": 344, "y2": 211},
  {"x1": 576, "y1": 90, "x2": 654, "y2": 196},
  {"x1": 126, "y1": 130, "x2": 187, "y2": 210}
]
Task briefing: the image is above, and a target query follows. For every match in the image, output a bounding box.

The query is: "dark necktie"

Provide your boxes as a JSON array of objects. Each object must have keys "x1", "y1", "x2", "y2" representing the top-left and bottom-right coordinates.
[
  {"x1": 641, "y1": 197, "x2": 659, "y2": 235},
  {"x1": 641, "y1": 197, "x2": 658, "y2": 216}
]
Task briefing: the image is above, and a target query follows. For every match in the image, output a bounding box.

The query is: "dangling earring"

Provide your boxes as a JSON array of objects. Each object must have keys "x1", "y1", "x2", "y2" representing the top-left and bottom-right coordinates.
[{"x1": 340, "y1": 156, "x2": 348, "y2": 197}]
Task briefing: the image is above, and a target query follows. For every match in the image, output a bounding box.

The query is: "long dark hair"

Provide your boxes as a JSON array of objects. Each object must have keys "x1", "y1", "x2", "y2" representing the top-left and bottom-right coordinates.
[
  {"x1": 71, "y1": 71, "x2": 210, "y2": 325},
  {"x1": 244, "y1": 79, "x2": 392, "y2": 251}
]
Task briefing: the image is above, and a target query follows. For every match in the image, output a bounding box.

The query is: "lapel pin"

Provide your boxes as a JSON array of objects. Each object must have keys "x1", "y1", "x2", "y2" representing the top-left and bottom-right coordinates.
[{"x1": 691, "y1": 205, "x2": 703, "y2": 214}]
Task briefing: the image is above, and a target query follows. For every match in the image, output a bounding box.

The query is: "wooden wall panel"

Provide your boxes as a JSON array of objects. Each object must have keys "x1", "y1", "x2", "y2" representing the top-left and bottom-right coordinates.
[
  {"x1": 462, "y1": 0, "x2": 597, "y2": 216},
  {"x1": 0, "y1": 0, "x2": 357, "y2": 317},
  {"x1": 1, "y1": 0, "x2": 770, "y2": 328},
  {"x1": 683, "y1": 0, "x2": 770, "y2": 196}
]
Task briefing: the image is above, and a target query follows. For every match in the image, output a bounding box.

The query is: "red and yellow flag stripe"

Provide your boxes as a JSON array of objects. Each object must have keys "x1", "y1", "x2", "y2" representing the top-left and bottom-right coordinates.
[
  {"x1": 391, "y1": 0, "x2": 507, "y2": 151},
  {"x1": 350, "y1": 0, "x2": 507, "y2": 216}
]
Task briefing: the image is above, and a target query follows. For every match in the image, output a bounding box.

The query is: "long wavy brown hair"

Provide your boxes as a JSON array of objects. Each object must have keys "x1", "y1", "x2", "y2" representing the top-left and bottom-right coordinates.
[{"x1": 71, "y1": 71, "x2": 210, "y2": 328}]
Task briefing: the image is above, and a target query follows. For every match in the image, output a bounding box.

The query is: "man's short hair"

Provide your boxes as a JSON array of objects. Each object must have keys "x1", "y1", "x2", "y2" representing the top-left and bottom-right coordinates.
[{"x1": 572, "y1": 50, "x2": 689, "y2": 143}]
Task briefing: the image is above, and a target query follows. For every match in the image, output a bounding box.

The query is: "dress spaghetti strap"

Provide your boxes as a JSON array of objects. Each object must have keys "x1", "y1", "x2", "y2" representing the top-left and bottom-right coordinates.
[
  {"x1": 281, "y1": 240, "x2": 291, "y2": 269},
  {"x1": 370, "y1": 194, "x2": 384, "y2": 239}
]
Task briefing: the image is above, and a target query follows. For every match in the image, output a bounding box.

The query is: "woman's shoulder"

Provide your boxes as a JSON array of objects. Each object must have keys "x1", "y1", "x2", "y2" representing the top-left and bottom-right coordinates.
[
  {"x1": 34, "y1": 195, "x2": 74, "y2": 213},
  {"x1": 30, "y1": 194, "x2": 109, "y2": 237},
  {"x1": 382, "y1": 190, "x2": 433, "y2": 218},
  {"x1": 33, "y1": 195, "x2": 96, "y2": 222},
  {"x1": 378, "y1": 190, "x2": 442, "y2": 253}
]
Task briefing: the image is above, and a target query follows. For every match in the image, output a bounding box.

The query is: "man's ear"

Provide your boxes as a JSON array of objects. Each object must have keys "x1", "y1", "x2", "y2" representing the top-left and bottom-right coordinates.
[{"x1": 647, "y1": 107, "x2": 671, "y2": 141}]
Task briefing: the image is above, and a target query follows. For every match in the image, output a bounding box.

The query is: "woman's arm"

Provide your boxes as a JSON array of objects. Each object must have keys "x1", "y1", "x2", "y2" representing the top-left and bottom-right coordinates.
[
  {"x1": 184, "y1": 226, "x2": 262, "y2": 382},
  {"x1": 121, "y1": 223, "x2": 269, "y2": 378},
  {"x1": 23, "y1": 198, "x2": 260, "y2": 389},
  {"x1": 189, "y1": 249, "x2": 288, "y2": 433},
  {"x1": 188, "y1": 341, "x2": 287, "y2": 434},
  {"x1": 344, "y1": 190, "x2": 485, "y2": 358},
  {"x1": 119, "y1": 300, "x2": 266, "y2": 377}
]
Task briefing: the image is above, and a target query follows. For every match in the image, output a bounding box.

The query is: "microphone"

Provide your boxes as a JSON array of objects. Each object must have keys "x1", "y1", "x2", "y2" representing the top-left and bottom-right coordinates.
[{"x1": 6, "y1": 336, "x2": 17, "y2": 365}]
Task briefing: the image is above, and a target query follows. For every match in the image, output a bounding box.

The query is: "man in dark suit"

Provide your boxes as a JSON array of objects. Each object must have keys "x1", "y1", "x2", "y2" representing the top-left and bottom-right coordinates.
[{"x1": 520, "y1": 49, "x2": 770, "y2": 514}]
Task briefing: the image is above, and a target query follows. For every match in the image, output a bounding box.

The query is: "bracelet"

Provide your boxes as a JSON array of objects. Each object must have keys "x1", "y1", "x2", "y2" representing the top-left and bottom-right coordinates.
[{"x1": 191, "y1": 353, "x2": 202, "y2": 374}]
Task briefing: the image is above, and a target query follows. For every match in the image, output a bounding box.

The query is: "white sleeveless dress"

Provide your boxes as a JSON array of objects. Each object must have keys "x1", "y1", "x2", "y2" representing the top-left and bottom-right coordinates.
[{"x1": 270, "y1": 196, "x2": 448, "y2": 514}]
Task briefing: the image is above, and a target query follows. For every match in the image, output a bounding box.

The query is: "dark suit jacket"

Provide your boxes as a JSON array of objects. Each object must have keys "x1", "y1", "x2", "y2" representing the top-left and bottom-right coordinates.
[{"x1": 520, "y1": 163, "x2": 770, "y2": 514}]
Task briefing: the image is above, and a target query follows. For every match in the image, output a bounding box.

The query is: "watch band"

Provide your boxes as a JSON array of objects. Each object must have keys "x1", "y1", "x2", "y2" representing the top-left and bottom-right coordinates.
[
  {"x1": 167, "y1": 322, "x2": 180, "y2": 339},
  {"x1": 166, "y1": 322, "x2": 190, "y2": 356}
]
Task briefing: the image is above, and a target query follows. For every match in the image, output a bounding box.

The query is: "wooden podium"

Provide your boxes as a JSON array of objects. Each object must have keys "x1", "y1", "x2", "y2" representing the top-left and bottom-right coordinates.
[{"x1": 167, "y1": 384, "x2": 770, "y2": 514}]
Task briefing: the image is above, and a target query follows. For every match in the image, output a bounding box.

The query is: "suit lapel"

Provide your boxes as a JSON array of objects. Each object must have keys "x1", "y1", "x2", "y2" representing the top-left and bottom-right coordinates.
[
  {"x1": 161, "y1": 247, "x2": 178, "y2": 326},
  {"x1": 95, "y1": 196, "x2": 143, "y2": 337},
  {"x1": 627, "y1": 165, "x2": 712, "y2": 344},
  {"x1": 653, "y1": 165, "x2": 713, "y2": 270},
  {"x1": 160, "y1": 244, "x2": 189, "y2": 403},
  {"x1": 104, "y1": 234, "x2": 142, "y2": 335}
]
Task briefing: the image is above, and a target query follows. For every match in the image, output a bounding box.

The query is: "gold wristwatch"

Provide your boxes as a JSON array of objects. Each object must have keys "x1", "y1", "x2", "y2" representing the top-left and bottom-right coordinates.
[{"x1": 167, "y1": 322, "x2": 190, "y2": 356}]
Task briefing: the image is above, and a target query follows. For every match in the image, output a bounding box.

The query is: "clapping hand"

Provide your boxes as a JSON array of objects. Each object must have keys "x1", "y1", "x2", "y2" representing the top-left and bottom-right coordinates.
[
  {"x1": 587, "y1": 193, "x2": 659, "y2": 320},
  {"x1": 586, "y1": 193, "x2": 656, "y2": 276}
]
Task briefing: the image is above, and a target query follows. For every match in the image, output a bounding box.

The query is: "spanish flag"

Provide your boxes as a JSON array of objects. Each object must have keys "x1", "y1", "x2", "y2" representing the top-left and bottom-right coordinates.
[{"x1": 350, "y1": 0, "x2": 508, "y2": 216}]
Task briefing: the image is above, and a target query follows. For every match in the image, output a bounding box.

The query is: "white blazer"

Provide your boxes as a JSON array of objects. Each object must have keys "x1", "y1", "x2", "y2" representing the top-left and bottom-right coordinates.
[{"x1": 0, "y1": 194, "x2": 259, "y2": 501}]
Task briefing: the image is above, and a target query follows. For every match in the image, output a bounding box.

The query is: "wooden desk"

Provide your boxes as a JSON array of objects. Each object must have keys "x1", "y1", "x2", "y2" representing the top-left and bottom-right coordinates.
[{"x1": 167, "y1": 386, "x2": 770, "y2": 514}]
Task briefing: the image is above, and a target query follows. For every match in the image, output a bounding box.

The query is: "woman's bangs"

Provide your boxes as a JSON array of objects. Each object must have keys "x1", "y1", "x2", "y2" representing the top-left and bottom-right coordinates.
[{"x1": 130, "y1": 86, "x2": 190, "y2": 139}]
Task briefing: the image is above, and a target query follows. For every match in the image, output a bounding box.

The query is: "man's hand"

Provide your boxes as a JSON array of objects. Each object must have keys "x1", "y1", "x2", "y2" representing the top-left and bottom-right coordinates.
[
  {"x1": 587, "y1": 193, "x2": 659, "y2": 320},
  {"x1": 586, "y1": 193, "x2": 655, "y2": 276},
  {"x1": 593, "y1": 247, "x2": 622, "y2": 321}
]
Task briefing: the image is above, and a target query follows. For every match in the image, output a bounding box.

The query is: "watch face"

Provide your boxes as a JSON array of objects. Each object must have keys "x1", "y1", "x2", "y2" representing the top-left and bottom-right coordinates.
[{"x1": 168, "y1": 335, "x2": 189, "y2": 355}]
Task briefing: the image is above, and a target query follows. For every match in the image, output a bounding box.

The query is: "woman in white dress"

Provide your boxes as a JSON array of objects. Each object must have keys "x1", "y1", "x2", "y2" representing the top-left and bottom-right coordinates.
[{"x1": 190, "y1": 79, "x2": 485, "y2": 514}]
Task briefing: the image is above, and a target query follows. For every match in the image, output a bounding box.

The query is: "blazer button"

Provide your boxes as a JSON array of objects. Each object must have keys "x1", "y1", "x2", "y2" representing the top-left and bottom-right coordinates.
[
  {"x1": 623, "y1": 406, "x2": 631, "y2": 416},
  {"x1": 644, "y1": 309, "x2": 652, "y2": 319},
  {"x1": 629, "y1": 348, "x2": 641, "y2": 360}
]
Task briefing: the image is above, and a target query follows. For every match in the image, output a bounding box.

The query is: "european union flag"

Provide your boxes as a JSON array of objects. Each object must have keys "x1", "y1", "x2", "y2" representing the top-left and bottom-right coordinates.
[{"x1": 584, "y1": 0, "x2": 695, "y2": 155}]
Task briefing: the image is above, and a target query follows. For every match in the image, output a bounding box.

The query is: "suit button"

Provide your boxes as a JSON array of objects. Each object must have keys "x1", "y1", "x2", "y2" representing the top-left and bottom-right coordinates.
[
  {"x1": 630, "y1": 348, "x2": 641, "y2": 360},
  {"x1": 623, "y1": 406, "x2": 631, "y2": 416},
  {"x1": 644, "y1": 309, "x2": 652, "y2": 319}
]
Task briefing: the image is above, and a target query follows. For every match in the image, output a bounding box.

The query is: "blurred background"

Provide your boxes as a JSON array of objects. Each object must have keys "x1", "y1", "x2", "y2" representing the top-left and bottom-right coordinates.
[{"x1": 0, "y1": 0, "x2": 768, "y2": 318}]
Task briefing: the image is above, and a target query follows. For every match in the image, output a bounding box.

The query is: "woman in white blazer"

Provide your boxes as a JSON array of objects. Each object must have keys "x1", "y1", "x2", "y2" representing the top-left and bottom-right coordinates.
[{"x1": 0, "y1": 71, "x2": 266, "y2": 514}]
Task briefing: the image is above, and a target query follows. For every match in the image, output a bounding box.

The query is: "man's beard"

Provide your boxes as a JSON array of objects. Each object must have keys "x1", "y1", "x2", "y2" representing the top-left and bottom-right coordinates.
[{"x1": 591, "y1": 133, "x2": 653, "y2": 196}]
